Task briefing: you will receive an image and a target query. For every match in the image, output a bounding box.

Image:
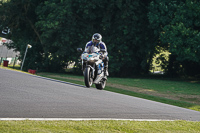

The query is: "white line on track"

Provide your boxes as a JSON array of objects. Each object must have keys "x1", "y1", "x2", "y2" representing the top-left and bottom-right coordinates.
[{"x1": 0, "y1": 118, "x2": 174, "y2": 121}]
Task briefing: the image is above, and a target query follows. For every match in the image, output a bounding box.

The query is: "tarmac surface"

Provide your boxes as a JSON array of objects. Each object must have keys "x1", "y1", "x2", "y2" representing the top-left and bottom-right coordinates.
[{"x1": 1, "y1": 68, "x2": 200, "y2": 121}]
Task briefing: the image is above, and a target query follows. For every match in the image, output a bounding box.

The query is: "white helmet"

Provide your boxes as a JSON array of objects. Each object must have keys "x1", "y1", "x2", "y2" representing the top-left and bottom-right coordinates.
[{"x1": 92, "y1": 33, "x2": 102, "y2": 42}]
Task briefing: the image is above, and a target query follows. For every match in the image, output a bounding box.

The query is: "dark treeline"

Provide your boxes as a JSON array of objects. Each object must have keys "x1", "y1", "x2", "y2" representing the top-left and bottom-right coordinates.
[{"x1": 0, "y1": 0, "x2": 200, "y2": 77}]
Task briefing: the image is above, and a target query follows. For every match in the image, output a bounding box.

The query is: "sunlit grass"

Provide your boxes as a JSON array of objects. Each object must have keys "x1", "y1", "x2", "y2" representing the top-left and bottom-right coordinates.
[
  {"x1": 0, "y1": 120, "x2": 200, "y2": 133},
  {"x1": 108, "y1": 77, "x2": 200, "y2": 95}
]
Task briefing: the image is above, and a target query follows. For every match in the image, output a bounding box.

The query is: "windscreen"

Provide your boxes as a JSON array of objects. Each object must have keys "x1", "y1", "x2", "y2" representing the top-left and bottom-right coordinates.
[{"x1": 85, "y1": 46, "x2": 100, "y2": 53}]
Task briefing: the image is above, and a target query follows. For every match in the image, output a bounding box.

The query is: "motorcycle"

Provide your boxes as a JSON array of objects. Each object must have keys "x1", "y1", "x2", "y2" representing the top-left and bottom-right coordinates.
[{"x1": 77, "y1": 46, "x2": 107, "y2": 90}]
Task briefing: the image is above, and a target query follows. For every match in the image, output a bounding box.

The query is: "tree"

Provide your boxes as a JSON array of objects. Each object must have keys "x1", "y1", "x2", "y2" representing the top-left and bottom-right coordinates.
[
  {"x1": 99, "y1": 0, "x2": 155, "y2": 76},
  {"x1": 0, "y1": 0, "x2": 44, "y2": 70},
  {"x1": 148, "y1": 0, "x2": 200, "y2": 76},
  {"x1": 1, "y1": 0, "x2": 155, "y2": 76},
  {"x1": 35, "y1": 0, "x2": 107, "y2": 71},
  {"x1": 36, "y1": 0, "x2": 154, "y2": 76}
]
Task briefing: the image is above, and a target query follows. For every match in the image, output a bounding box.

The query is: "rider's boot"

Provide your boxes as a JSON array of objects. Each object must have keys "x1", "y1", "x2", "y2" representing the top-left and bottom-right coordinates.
[
  {"x1": 104, "y1": 61, "x2": 109, "y2": 76},
  {"x1": 105, "y1": 67, "x2": 109, "y2": 76}
]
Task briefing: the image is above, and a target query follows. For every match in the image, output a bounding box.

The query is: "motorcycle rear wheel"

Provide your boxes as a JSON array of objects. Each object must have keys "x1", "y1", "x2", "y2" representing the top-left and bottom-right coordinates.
[
  {"x1": 84, "y1": 67, "x2": 93, "y2": 87},
  {"x1": 95, "y1": 80, "x2": 106, "y2": 90}
]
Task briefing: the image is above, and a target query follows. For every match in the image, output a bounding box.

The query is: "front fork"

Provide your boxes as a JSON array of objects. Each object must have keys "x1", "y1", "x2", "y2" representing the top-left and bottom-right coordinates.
[
  {"x1": 82, "y1": 60, "x2": 95, "y2": 78},
  {"x1": 90, "y1": 64, "x2": 95, "y2": 78}
]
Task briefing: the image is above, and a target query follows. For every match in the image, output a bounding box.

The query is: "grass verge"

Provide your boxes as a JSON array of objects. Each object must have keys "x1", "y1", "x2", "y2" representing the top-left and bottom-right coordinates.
[{"x1": 0, "y1": 120, "x2": 200, "y2": 133}]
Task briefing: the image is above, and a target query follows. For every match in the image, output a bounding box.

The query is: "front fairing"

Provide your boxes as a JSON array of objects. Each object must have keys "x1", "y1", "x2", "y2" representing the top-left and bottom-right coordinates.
[{"x1": 81, "y1": 52, "x2": 99, "y2": 62}]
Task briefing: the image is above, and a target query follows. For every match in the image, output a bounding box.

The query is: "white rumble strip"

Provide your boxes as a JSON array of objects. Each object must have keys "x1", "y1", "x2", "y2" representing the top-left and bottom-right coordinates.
[{"x1": 0, "y1": 118, "x2": 174, "y2": 121}]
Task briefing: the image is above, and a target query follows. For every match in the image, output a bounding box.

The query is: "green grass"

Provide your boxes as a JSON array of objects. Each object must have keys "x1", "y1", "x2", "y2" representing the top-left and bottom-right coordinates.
[
  {"x1": 108, "y1": 77, "x2": 200, "y2": 95},
  {"x1": 8, "y1": 65, "x2": 20, "y2": 70},
  {"x1": 0, "y1": 120, "x2": 200, "y2": 133}
]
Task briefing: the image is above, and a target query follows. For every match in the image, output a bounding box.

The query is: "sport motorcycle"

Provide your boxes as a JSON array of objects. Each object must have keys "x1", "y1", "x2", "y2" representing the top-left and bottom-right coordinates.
[{"x1": 77, "y1": 46, "x2": 107, "y2": 90}]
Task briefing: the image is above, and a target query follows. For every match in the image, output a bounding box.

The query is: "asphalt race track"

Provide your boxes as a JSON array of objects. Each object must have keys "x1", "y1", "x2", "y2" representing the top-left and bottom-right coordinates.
[{"x1": 0, "y1": 68, "x2": 200, "y2": 121}]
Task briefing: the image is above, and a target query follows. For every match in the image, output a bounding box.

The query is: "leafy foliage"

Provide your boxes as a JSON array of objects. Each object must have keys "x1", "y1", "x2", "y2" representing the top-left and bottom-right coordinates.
[{"x1": 148, "y1": 0, "x2": 200, "y2": 76}]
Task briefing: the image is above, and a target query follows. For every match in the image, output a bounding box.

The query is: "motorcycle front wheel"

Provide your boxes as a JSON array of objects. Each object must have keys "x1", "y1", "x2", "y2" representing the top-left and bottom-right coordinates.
[{"x1": 84, "y1": 67, "x2": 93, "y2": 87}]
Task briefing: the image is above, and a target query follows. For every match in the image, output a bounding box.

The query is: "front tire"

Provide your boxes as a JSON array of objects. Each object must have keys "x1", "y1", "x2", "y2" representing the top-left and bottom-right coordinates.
[{"x1": 84, "y1": 67, "x2": 93, "y2": 87}]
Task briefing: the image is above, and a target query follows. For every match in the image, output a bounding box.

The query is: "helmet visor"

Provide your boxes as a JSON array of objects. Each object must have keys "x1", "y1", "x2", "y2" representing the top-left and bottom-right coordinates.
[{"x1": 93, "y1": 34, "x2": 101, "y2": 40}]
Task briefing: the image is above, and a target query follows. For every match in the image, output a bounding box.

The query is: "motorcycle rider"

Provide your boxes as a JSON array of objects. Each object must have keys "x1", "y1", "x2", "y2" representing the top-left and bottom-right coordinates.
[{"x1": 84, "y1": 33, "x2": 109, "y2": 76}]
